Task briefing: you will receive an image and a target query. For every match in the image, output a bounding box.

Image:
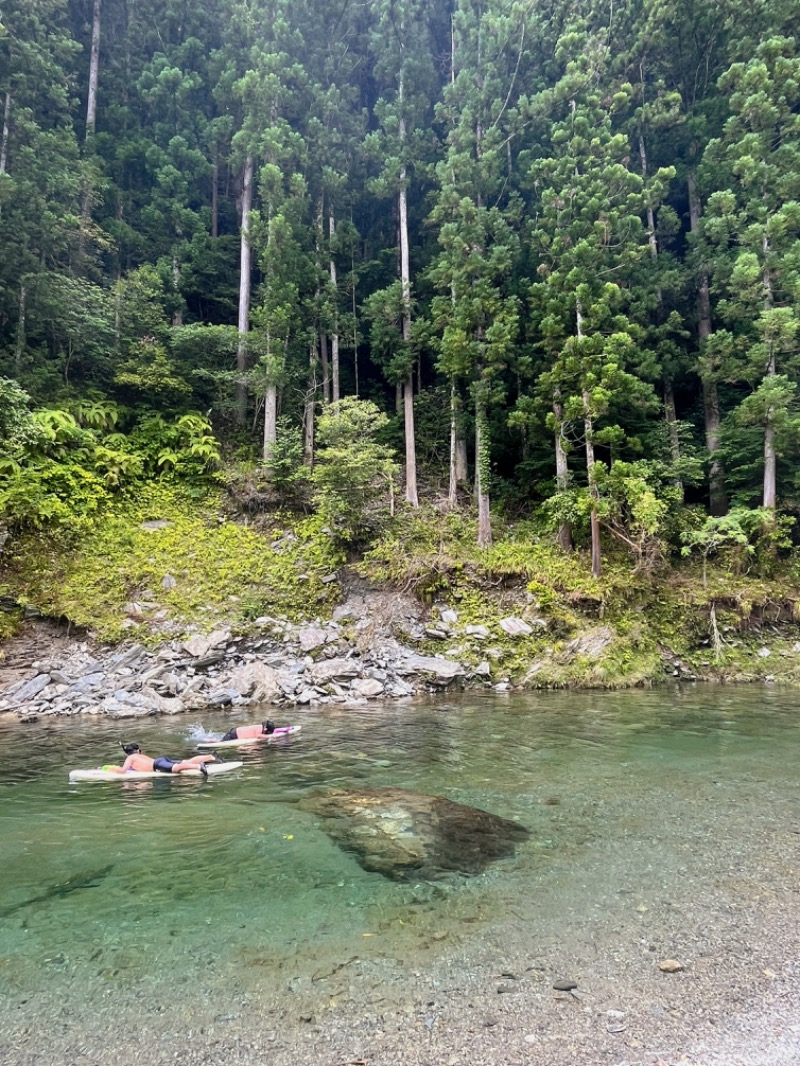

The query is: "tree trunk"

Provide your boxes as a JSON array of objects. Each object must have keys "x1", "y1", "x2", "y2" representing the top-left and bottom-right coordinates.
[
  {"x1": 397, "y1": 66, "x2": 419, "y2": 506},
  {"x1": 14, "y1": 282, "x2": 26, "y2": 376},
  {"x1": 456, "y1": 435, "x2": 468, "y2": 484},
  {"x1": 584, "y1": 400, "x2": 601, "y2": 578},
  {"x1": 171, "y1": 252, "x2": 182, "y2": 326},
  {"x1": 211, "y1": 159, "x2": 219, "y2": 238},
  {"x1": 576, "y1": 299, "x2": 600, "y2": 576},
  {"x1": 86, "y1": 0, "x2": 101, "y2": 138},
  {"x1": 0, "y1": 91, "x2": 10, "y2": 175},
  {"x1": 762, "y1": 234, "x2": 776, "y2": 510},
  {"x1": 688, "y1": 170, "x2": 727, "y2": 516},
  {"x1": 320, "y1": 333, "x2": 330, "y2": 404},
  {"x1": 304, "y1": 338, "x2": 316, "y2": 466},
  {"x1": 399, "y1": 161, "x2": 418, "y2": 506},
  {"x1": 236, "y1": 154, "x2": 253, "y2": 424},
  {"x1": 473, "y1": 368, "x2": 492, "y2": 550},
  {"x1": 263, "y1": 381, "x2": 277, "y2": 463},
  {"x1": 77, "y1": 0, "x2": 101, "y2": 271},
  {"x1": 351, "y1": 229, "x2": 359, "y2": 397},
  {"x1": 329, "y1": 211, "x2": 340, "y2": 402},
  {"x1": 641, "y1": 134, "x2": 683, "y2": 500},
  {"x1": 639, "y1": 135, "x2": 658, "y2": 261},
  {"x1": 664, "y1": 381, "x2": 683, "y2": 491},
  {"x1": 475, "y1": 386, "x2": 492, "y2": 548},
  {"x1": 553, "y1": 394, "x2": 572, "y2": 552},
  {"x1": 448, "y1": 379, "x2": 458, "y2": 508},
  {"x1": 764, "y1": 423, "x2": 777, "y2": 510}
]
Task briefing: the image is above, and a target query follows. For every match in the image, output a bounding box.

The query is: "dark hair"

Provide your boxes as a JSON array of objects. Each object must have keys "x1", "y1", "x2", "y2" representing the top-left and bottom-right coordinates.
[
  {"x1": 263, "y1": 720, "x2": 276, "y2": 734},
  {"x1": 121, "y1": 742, "x2": 141, "y2": 755}
]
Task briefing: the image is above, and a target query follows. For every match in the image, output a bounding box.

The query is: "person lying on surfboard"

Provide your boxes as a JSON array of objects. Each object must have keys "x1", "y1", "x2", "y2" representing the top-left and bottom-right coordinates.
[
  {"x1": 219, "y1": 720, "x2": 277, "y2": 742},
  {"x1": 104, "y1": 743, "x2": 218, "y2": 777}
]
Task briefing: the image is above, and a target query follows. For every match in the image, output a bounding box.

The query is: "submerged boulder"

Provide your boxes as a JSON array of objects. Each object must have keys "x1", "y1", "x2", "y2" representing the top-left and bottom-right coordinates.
[{"x1": 300, "y1": 787, "x2": 529, "y2": 880}]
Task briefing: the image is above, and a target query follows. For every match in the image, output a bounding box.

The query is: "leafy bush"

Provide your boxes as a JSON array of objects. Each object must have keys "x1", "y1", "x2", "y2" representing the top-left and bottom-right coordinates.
[
  {"x1": 265, "y1": 416, "x2": 312, "y2": 509},
  {"x1": 311, "y1": 398, "x2": 398, "y2": 546},
  {"x1": 0, "y1": 399, "x2": 221, "y2": 536}
]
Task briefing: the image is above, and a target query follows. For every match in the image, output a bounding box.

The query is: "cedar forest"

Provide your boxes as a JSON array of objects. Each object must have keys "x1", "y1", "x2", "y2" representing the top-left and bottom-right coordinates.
[{"x1": 2, "y1": 0, "x2": 800, "y2": 581}]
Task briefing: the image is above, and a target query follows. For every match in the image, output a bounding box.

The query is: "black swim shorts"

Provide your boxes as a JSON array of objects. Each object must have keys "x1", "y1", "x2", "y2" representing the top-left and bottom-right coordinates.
[
  {"x1": 153, "y1": 756, "x2": 178, "y2": 773},
  {"x1": 220, "y1": 729, "x2": 238, "y2": 742}
]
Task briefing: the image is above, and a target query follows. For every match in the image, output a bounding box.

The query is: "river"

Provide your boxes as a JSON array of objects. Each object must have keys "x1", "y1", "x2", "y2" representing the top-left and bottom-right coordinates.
[{"x1": 1, "y1": 686, "x2": 799, "y2": 1065}]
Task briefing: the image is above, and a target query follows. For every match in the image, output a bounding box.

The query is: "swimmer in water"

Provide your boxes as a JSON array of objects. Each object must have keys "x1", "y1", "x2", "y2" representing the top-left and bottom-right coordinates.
[{"x1": 105, "y1": 743, "x2": 217, "y2": 776}]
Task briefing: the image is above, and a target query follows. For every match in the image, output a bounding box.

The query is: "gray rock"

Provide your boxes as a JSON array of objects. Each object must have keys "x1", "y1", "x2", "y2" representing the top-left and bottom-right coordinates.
[
  {"x1": 301, "y1": 787, "x2": 529, "y2": 880},
  {"x1": 227, "y1": 662, "x2": 281, "y2": 702},
  {"x1": 156, "y1": 695, "x2": 185, "y2": 715},
  {"x1": 193, "y1": 652, "x2": 226, "y2": 669},
  {"x1": 350, "y1": 677, "x2": 385, "y2": 698},
  {"x1": 440, "y1": 609, "x2": 459, "y2": 625},
  {"x1": 155, "y1": 671, "x2": 181, "y2": 695},
  {"x1": 101, "y1": 695, "x2": 158, "y2": 718},
  {"x1": 309, "y1": 658, "x2": 360, "y2": 684},
  {"x1": 109, "y1": 645, "x2": 146, "y2": 670},
  {"x1": 140, "y1": 520, "x2": 171, "y2": 531},
  {"x1": 72, "y1": 659, "x2": 101, "y2": 677},
  {"x1": 499, "y1": 617, "x2": 533, "y2": 637},
  {"x1": 72, "y1": 672, "x2": 105, "y2": 692},
  {"x1": 13, "y1": 673, "x2": 52, "y2": 702},
  {"x1": 298, "y1": 626, "x2": 327, "y2": 652},
  {"x1": 207, "y1": 628, "x2": 232, "y2": 649},
  {"x1": 208, "y1": 688, "x2": 238, "y2": 706},
  {"x1": 396, "y1": 653, "x2": 465, "y2": 685},
  {"x1": 183, "y1": 634, "x2": 211, "y2": 658},
  {"x1": 386, "y1": 679, "x2": 415, "y2": 697},
  {"x1": 474, "y1": 661, "x2": 492, "y2": 676},
  {"x1": 161, "y1": 574, "x2": 177, "y2": 590},
  {"x1": 557, "y1": 625, "x2": 615, "y2": 663},
  {"x1": 465, "y1": 625, "x2": 490, "y2": 640}
]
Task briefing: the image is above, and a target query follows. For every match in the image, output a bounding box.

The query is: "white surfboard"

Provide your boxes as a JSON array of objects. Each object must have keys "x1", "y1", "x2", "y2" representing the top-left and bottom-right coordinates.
[
  {"x1": 69, "y1": 761, "x2": 244, "y2": 782},
  {"x1": 196, "y1": 725, "x2": 301, "y2": 750}
]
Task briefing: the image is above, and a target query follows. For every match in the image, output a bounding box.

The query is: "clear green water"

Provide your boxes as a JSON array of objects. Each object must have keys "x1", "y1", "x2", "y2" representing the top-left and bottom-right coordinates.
[{"x1": 1, "y1": 686, "x2": 799, "y2": 1060}]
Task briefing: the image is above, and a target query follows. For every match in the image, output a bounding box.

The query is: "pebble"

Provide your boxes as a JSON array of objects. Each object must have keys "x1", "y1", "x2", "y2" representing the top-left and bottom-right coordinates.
[{"x1": 659, "y1": 959, "x2": 684, "y2": 973}]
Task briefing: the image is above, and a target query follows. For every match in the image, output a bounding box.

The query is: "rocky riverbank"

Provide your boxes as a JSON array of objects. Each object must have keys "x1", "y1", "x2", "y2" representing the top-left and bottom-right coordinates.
[
  {"x1": 3, "y1": 571, "x2": 800, "y2": 720},
  {"x1": 0, "y1": 582, "x2": 511, "y2": 720}
]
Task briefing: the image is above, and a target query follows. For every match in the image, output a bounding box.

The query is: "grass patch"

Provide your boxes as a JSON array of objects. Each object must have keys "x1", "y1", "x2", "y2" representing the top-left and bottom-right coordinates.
[
  {"x1": 362, "y1": 507, "x2": 800, "y2": 687},
  {"x1": 0, "y1": 483, "x2": 344, "y2": 642}
]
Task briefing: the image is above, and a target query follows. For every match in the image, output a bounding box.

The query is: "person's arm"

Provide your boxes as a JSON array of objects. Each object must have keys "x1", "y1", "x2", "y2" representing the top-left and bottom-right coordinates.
[{"x1": 121, "y1": 755, "x2": 137, "y2": 772}]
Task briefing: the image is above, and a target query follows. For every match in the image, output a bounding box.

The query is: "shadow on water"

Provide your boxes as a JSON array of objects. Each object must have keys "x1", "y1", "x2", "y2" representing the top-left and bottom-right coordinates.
[{"x1": 0, "y1": 865, "x2": 114, "y2": 919}]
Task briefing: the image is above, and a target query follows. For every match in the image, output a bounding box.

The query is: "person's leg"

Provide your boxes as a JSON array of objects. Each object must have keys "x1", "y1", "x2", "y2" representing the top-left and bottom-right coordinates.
[{"x1": 172, "y1": 755, "x2": 216, "y2": 772}]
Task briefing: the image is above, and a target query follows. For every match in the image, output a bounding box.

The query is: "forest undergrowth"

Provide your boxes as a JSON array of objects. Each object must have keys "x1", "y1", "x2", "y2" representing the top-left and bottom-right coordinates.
[{"x1": 3, "y1": 479, "x2": 800, "y2": 690}]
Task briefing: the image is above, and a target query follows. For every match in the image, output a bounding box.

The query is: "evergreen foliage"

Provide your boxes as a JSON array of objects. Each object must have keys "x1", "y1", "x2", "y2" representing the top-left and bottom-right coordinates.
[{"x1": 2, "y1": 0, "x2": 800, "y2": 568}]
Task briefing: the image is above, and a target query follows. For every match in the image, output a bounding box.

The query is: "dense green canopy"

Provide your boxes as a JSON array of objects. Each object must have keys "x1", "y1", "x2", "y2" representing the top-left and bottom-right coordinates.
[{"x1": 2, "y1": 0, "x2": 800, "y2": 568}]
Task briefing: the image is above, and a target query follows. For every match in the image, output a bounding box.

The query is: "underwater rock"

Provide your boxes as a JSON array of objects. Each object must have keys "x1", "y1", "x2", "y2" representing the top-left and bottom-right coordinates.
[{"x1": 300, "y1": 787, "x2": 529, "y2": 880}]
